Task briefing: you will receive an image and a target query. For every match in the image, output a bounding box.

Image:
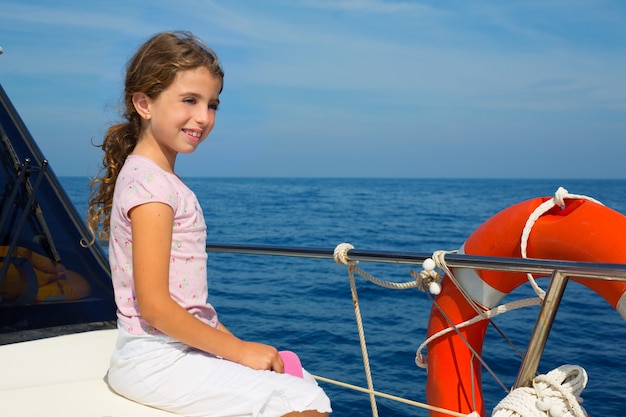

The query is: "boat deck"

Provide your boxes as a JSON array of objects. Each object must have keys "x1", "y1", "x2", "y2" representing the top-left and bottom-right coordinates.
[{"x1": 0, "y1": 329, "x2": 174, "y2": 416}]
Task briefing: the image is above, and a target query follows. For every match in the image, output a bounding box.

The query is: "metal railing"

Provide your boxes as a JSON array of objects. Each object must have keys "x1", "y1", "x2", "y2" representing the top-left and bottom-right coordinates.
[
  {"x1": 207, "y1": 242, "x2": 626, "y2": 281},
  {"x1": 206, "y1": 242, "x2": 626, "y2": 390}
]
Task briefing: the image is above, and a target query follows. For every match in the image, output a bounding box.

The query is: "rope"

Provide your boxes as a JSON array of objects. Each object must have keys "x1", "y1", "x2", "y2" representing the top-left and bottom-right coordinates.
[
  {"x1": 333, "y1": 243, "x2": 484, "y2": 417},
  {"x1": 411, "y1": 250, "x2": 452, "y2": 295},
  {"x1": 334, "y1": 243, "x2": 422, "y2": 290},
  {"x1": 418, "y1": 250, "x2": 492, "y2": 320},
  {"x1": 330, "y1": 188, "x2": 601, "y2": 417},
  {"x1": 311, "y1": 374, "x2": 480, "y2": 417},
  {"x1": 414, "y1": 250, "x2": 539, "y2": 380},
  {"x1": 520, "y1": 187, "x2": 603, "y2": 299},
  {"x1": 414, "y1": 187, "x2": 603, "y2": 369},
  {"x1": 427, "y1": 288, "x2": 512, "y2": 394},
  {"x1": 333, "y1": 243, "x2": 379, "y2": 417},
  {"x1": 414, "y1": 297, "x2": 542, "y2": 368},
  {"x1": 492, "y1": 365, "x2": 588, "y2": 417}
]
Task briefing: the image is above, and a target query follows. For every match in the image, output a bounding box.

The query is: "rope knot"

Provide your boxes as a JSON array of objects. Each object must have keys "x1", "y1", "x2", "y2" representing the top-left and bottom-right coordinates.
[
  {"x1": 492, "y1": 365, "x2": 588, "y2": 417},
  {"x1": 334, "y1": 243, "x2": 358, "y2": 266},
  {"x1": 553, "y1": 187, "x2": 569, "y2": 208},
  {"x1": 412, "y1": 251, "x2": 449, "y2": 295},
  {"x1": 520, "y1": 188, "x2": 603, "y2": 300}
]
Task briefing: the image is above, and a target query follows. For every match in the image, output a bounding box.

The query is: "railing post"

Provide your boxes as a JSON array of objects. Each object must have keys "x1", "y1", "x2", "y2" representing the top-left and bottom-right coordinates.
[{"x1": 513, "y1": 270, "x2": 569, "y2": 389}]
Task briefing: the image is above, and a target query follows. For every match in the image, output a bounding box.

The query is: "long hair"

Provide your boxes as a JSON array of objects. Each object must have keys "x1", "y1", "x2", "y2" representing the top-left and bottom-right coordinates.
[{"x1": 84, "y1": 31, "x2": 224, "y2": 246}]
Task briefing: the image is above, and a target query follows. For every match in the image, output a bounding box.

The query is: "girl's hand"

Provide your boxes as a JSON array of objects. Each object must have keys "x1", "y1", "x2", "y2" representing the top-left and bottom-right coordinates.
[{"x1": 239, "y1": 341, "x2": 284, "y2": 373}]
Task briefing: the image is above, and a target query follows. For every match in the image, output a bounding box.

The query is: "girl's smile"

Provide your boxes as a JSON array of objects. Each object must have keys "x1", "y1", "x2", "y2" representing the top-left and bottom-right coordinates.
[{"x1": 132, "y1": 66, "x2": 222, "y2": 172}]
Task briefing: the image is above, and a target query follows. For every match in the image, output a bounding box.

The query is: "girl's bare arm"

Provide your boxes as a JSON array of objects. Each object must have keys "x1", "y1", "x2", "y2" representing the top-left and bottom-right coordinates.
[{"x1": 130, "y1": 202, "x2": 284, "y2": 373}]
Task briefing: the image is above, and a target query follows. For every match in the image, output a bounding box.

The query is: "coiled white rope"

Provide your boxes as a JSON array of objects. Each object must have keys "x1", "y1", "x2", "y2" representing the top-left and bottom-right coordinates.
[
  {"x1": 520, "y1": 187, "x2": 603, "y2": 299},
  {"x1": 492, "y1": 365, "x2": 588, "y2": 417}
]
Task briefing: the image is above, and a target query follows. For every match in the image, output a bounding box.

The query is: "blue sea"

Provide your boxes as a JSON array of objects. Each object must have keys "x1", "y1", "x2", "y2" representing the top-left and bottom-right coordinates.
[{"x1": 62, "y1": 177, "x2": 626, "y2": 416}]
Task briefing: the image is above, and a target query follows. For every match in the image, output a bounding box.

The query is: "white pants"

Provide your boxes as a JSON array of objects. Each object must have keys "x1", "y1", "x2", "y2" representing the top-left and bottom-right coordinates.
[{"x1": 107, "y1": 326, "x2": 332, "y2": 417}]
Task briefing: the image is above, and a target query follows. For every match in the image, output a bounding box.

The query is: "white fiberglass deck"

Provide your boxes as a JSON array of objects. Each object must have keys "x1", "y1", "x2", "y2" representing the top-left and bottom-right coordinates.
[{"x1": 0, "y1": 329, "x2": 174, "y2": 416}]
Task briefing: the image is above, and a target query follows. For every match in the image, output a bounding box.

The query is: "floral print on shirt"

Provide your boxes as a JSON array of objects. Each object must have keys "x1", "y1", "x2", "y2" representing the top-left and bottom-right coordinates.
[{"x1": 109, "y1": 155, "x2": 218, "y2": 335}]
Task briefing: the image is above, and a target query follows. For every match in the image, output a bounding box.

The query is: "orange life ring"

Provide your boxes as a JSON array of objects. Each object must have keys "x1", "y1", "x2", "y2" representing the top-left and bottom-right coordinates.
[{"x1": 425, "y1": 196, "x2": 626, "y2": 416}]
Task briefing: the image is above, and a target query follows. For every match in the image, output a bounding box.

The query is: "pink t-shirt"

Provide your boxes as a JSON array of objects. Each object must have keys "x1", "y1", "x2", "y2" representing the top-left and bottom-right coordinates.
[{"x1": 109, "y1": 155, "x2": 218, "y2": 335}]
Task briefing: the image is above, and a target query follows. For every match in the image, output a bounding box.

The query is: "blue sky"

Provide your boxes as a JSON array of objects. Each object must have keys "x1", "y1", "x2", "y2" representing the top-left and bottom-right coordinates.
[{"x1": 1, "y1": 1, "x2": 624, "y2": 178}]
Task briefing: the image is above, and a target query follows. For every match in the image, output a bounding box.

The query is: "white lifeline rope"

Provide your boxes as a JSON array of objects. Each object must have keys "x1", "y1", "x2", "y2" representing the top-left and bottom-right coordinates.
[
  {"x1": 334, "y1": 243, "x2": 422, "y2": 290},
  {"x1": 333, "y1": 243, "x2": 379, "y2": 417},
  {"x1": 520, "y1": 187, "x2": 603, "y2": 299},
  {"x1": 492, "y1": 365, "x2": 588, "y2": 417}
]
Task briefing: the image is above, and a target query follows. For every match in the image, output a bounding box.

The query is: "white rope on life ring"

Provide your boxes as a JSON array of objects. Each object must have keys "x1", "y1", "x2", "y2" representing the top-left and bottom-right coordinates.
[{"x1": 520, "y1": 187, "x2": 603, "y2": 299}]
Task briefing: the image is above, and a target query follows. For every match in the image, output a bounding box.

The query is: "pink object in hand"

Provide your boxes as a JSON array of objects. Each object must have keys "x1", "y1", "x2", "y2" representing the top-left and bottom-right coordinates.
[{"x1": 279, "y1": 350, "x2": 304, "y2": 378}]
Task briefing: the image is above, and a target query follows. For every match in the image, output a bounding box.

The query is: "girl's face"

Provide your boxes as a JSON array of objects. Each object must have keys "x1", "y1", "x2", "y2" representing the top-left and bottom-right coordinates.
[{"x1": 134, "y1": 66, "x2": 221, "y2": 170}]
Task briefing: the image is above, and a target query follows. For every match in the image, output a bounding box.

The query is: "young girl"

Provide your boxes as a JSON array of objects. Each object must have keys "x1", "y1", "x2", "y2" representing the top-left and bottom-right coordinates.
[{"x1": 87, "y1": 31, "x2": 331, "y2": 417}]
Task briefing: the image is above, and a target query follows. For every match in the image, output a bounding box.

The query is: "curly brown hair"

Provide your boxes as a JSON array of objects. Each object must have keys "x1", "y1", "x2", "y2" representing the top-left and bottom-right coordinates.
[{"x1": 84, "y1": 31, "x2": 224, "y2": 246}]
